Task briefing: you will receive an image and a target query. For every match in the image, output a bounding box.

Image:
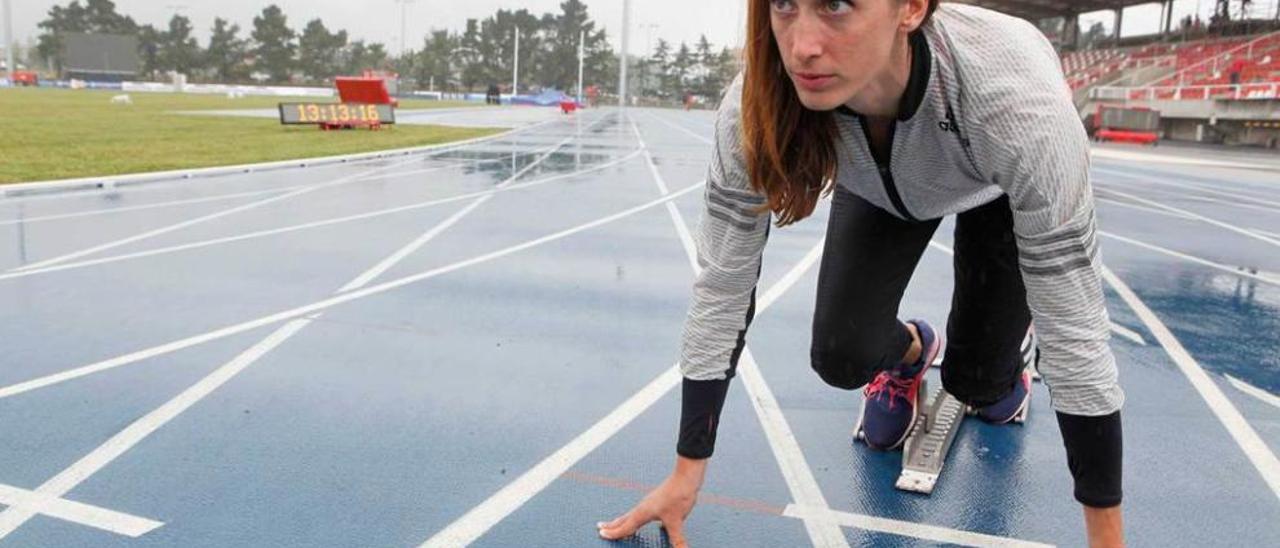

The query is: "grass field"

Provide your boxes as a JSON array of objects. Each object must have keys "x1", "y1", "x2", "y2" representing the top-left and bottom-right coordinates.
[{"x1": 0, "y1": 88, "x2": 500, "y2": 184}]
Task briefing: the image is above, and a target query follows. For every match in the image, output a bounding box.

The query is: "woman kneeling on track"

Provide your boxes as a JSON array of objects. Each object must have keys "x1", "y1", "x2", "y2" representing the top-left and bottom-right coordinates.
[{"x1": 599, "y1": 0, "x2": 1124, "y2": 546}]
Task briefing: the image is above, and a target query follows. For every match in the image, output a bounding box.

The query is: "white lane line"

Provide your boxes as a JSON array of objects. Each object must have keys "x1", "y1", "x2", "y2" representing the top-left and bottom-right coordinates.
[
  {"x1": 1101, "y1": 188, "x2": 1280, "y2": 250},
  {"x1": 1096, "y1": 181, "x2": 1280, "y2": 215},
  {"x1": 1226, "y1": 375, "x2": 1280, "y2": 411},
  {"x1": 739, "y1": 353, "x2": 852, "y2": 548},
  {"x1": 0, "y1": 187, "x2": 302, "y2": 226},
  {"x1": 0, "y1": 181, "x2": 705, "y2": 401},
  {"x1": 0, "y1": 483, "x2": 163, "y2": 538},
  {"x1": 0, "y1": 116, "x2": 605, "y2": 541},
  {"x1": 1098, "y1": 230, "x2": 1280, "y2": 287},
  {"x1": 1090, "y1": 148, "x2": 1273, "y2": 171},
  {"x1": 632, "y1": 116, "x2": 849, "y2": 547},
  {"x1": 421, "y1": 366, "x2": 682, "y2": 548},
  {"x1": 420, "y1": 235, "x2": 828, "y2": 548},
  {"x1": 6, "y1": 119, "x2": 590, "y2": 272},
  {"x1": 926, "y1": 241, "x2": 1146, "y2": 346},
  {"x1": 1254, "y1": 228, "x2": 1280, "y2": 239},
  {"x1": 1094, "y1": 195, "x2": 1198, "y2": 220},
  {"x1": 1107, "y1": 322, "x2": 1147, "y2": 346},
  {"x1": 0, "y1": 150, "x2": 644, "y2": 283},
  {"x1": 7, "y1": 157, "x2": 420, "y2": 272},
  {"x1": 0, "y1": 159, "x2": 499, "y2": 228},
  {"x1": 642, "y1": 111, "x2": 714, "y2": 145},
  {"x1": 1092, "y1": 166, "x2": 1280, "y2": 209},
  {"x1": 1101, "y1": 266, "x2": 1280, "y2": 501},
  {"x1": 783, "y1": 505, "x2": 1054, "y2": 548}
]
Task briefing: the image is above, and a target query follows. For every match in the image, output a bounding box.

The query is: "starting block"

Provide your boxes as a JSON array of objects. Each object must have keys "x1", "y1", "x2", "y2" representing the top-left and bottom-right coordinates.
[{"x1": 854, "y1": 328, "x2": 1040, "y2": 495}]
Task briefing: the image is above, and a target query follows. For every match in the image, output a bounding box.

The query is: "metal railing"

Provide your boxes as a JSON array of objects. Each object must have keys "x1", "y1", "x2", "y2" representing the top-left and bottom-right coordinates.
[{"x1": 1092, "y1": 82, "x2": 1280, "y2": 101}]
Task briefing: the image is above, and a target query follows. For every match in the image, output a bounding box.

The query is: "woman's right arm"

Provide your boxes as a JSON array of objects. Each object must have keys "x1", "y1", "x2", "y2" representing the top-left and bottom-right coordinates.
[{"x1": 599, "y1": 75, "x2": 771, "y2": 545}]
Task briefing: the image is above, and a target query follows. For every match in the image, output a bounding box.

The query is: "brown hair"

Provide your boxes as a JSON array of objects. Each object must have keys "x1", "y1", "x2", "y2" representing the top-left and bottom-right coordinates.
[{"x1": 742, "y1": 0, "x2": 939, "y2": 226}]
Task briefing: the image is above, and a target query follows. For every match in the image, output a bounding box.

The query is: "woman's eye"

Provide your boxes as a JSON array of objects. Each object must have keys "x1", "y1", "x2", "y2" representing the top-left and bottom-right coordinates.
[
  {"x1": 771, "y1": 0, "x2": 797, "y2": 14},
  {"x1": 825, "y1": 0, "x2": 853, "y2": 14}
]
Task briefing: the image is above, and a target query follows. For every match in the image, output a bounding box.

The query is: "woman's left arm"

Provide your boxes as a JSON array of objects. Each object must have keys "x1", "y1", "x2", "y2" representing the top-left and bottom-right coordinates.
[{"x1": 960, "y1": 17, "x2": 1125, "y2": 546}]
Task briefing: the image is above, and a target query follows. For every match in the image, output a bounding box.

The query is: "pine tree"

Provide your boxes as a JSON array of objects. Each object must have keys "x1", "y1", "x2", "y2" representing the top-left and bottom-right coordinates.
[{"x1": 251, "y1": 5, "x2": 297, "y2": 83}]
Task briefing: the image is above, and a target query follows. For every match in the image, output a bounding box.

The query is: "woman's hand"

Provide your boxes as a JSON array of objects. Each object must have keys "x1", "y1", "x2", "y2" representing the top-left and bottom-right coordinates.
[{"x1": 597, "y1": 456, "x2": 708, "y2": 547}]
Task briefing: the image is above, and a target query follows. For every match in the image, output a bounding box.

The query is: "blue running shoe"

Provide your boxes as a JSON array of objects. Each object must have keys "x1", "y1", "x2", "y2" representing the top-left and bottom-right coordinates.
[
  {"x1": 976, "y1": 369, "x2": 1032, "y2": 424},
  {"x1": 862, "y1": 320, "x2": 942, "y2": 450}
]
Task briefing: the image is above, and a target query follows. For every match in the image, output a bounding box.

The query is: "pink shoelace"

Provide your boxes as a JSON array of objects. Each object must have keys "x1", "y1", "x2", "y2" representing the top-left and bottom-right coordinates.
[{"x1": 864, "y1": 372, "x2": 915, "y2": 411}]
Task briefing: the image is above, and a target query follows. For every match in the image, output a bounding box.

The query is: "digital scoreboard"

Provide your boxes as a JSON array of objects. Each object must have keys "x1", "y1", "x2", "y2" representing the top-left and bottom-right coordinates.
[{"x1": 278, "y1": 103, "x2": 396, "y2": 127}]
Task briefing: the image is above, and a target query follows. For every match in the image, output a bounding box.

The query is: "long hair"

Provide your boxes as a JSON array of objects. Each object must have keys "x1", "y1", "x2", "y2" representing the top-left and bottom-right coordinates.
[{"x1": 741, "y1": 0, "x2": 939, "y2": 226}]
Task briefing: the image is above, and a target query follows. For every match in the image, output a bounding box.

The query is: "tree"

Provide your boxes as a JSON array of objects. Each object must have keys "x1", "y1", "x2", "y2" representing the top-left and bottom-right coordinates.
[
  {"x1": 162, "y1": 15, "x2": 201, "y2": 75},
  {"x1": 694, "y1": 35, "x2": 716, "y2": 95},
  {"x1": 298, "y1": 18, "x2": 348, "y2": 82},
  {"x1": 458, "y1": 19, "x2": 485, "y2": 91},
  {"x1": 649, "y1": 39, "x2": 673, "y2": 97},
  {"x1": 343, "y1": 40, "x2": 388, "y2": 75},
  {"x1": 207, "y1": 18, "x2": 249, "y2": 82},
  {"x1": 251, "y1": 5, "x2": 296, "y2": 83},
  {"x1": 35, "y1": 0, "x2": 137, "y2": 72},
  {"x1": 671, "y1": 42, "x2": 694, "y2": 94},
  {"x1": 136, "y1": 24, "x2": 162, "y2": 76},
  {"x1": 414, "y1": 30, "x2": 456, "y2": 90}
]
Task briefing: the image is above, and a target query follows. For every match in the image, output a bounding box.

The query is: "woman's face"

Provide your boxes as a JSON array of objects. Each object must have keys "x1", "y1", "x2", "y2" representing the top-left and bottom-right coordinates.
[{"x1": 769, "y1": 0, "x2": 908, "y2": 111}]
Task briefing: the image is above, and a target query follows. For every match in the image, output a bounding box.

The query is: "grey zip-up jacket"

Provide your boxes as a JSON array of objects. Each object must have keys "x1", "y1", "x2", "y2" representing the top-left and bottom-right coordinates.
[{"x1": 677, "y1": 4, "x2": 1124, "y2": 472}]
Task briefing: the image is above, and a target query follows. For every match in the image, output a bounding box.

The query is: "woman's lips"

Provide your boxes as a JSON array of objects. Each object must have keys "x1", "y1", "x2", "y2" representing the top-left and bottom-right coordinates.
[{"x1": 792, "y1": 72, "x2": 835, "y2": 91}]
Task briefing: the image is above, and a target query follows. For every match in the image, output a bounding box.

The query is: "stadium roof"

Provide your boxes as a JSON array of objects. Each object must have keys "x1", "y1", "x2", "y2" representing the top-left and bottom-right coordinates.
[{"x1": 952, "y1": 0, "x2": 1164, "y2": 20}]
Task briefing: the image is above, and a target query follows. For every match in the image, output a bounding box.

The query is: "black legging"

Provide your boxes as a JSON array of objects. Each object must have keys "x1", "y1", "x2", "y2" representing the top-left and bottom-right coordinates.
[{"x1": 809, "y1": 186, "x2": 1032, "y2": 407}]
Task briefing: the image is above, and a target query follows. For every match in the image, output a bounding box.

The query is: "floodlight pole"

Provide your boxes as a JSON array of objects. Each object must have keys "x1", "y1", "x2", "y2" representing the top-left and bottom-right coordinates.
[
  {"x1": 577, "y1": 30, "x2": 585, "y2": 103},
  {"x1": 396, "y1": 0, "x2": 416, "y2": 59},
  {"x1": 2, "y1": 0, "x2": 13, "y2": 79},
  {"x1": 620, "y1": 0, "x2": 631, "y2": 108},
  {"x1": 513, "y1": 26, "x2": 520, "y2": 96}
]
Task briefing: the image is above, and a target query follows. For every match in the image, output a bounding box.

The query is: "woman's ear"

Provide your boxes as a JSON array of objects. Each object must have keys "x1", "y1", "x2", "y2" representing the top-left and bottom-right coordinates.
[{"x1": 899, "y1": 0, "x2": 930, "y2": 33}]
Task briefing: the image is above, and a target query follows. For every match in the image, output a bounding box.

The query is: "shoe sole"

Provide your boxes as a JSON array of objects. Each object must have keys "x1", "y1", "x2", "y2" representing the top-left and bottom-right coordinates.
[{"x1": 978, "y1": 371, "x2": 1032, "y2": 425}]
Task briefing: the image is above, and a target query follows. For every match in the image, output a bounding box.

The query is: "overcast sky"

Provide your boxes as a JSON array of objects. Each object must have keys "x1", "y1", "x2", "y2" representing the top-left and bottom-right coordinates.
[{"x1": 8, "y1": 1, "x2": 1276, "y2": 55}]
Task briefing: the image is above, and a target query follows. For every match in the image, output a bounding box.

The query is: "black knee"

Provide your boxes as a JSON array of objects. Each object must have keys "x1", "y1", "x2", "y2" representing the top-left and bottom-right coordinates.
[{"x1": 809, "y1": 337, "x2": 885, "y2": 391}]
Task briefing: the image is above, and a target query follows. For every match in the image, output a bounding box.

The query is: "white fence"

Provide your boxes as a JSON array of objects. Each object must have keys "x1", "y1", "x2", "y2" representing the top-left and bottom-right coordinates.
[{"x1": 121, "y1": 81, "x2": 335, "y2": 98}]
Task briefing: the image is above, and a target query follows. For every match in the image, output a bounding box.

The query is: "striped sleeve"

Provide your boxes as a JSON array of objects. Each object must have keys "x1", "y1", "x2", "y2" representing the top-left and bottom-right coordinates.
[
  {"x1": 960, "y1": 16, "x2": 1124, "y2": 417},
  {"x1": 675, "y1": 75, "x2": 771, "y2": 459},
  {"x1": 679, "y1": 74, "x2": 772, "y2": 383}
]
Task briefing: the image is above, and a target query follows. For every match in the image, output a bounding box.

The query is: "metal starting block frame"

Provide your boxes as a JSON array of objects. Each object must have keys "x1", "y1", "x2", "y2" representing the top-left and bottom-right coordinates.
[{"x1": 853, "y1": 327, "x2": 1040, "y2": 496}]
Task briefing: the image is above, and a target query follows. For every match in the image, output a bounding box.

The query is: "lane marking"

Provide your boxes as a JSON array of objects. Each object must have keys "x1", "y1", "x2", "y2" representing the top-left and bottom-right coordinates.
[
  {"x1": 0, "y1": 150, "x2": 644, "y2": 283},
  {"x1": 0, "y1": 158, "x2": 503, "y2": 228},
  {"x1": 1097, "y1": 231, "x2": 1280, "y2": 287},
  {"x1": 1225, "y1": 375, "x2": 1280, "y2": 411},
  {"x1": 1100, "y1": 188, "x2": 1280, "y2": 250},
  {"x1": 0, "y1": 483, "x2": 163, "y2": 538},
  {"x1": 7, "y1": 119, "x2": 593, "y2": 272},
  {"x1": 0, "y1": 187, "x2": 302, "y2": 226},
  {"x1": 0, "y1": 181, "x2": 705, "y2": 401},
  {"x1": 1090, "y1": 148, "x2": 1272, "y2": 170},
  {"x1": 7, "y1": 157, "x2": 422, "y2": 272},
  {"x1": 632, "y1": 116, "x2": 848, "y2": 547},
  {"x1": 783, "y1": 505, "x2": 1054, "y2": 548},
  {"x1": 1094, "y1": 194, "x2": 1198, "y2": 220},
  {"x1": 1101, "y1": 265, "x2": 1280, "y2": 502},
  {"x1": 642, "y1": 111, "x2": 715, "y2": 145},
  {"x1": 1092, "y1": 166, "x2": 1280, "y2": 209},
  {"x1": 926, "y1": 241, "x2": 1147, "y2": 346}
]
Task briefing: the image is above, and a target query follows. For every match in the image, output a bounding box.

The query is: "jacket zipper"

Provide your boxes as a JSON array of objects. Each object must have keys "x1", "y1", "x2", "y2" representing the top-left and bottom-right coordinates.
[{"x1": 858, "y1": 116, "x2": 919, "y2": 222}]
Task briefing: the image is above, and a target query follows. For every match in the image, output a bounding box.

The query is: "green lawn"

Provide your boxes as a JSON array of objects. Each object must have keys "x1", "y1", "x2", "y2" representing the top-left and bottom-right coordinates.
[{"x1": 0, "y1": 88, "x2": 499, "y2": 184}]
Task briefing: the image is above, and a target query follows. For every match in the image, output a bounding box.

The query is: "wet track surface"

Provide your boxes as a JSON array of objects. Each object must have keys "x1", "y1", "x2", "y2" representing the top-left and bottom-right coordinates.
[{"x1": 0, "y1": 108, "x2": 1277, "y2": 546}]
